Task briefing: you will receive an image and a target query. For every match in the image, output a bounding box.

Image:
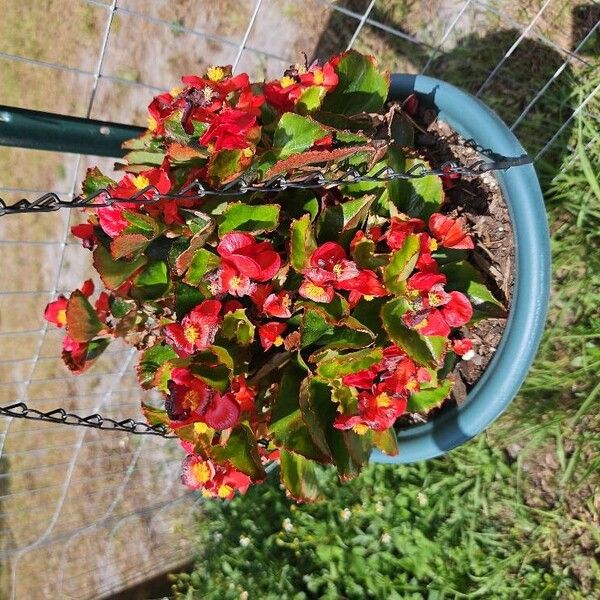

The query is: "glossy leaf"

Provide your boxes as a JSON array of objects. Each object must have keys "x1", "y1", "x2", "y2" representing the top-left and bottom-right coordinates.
[
  {"x1": 290, "y1": 214, "x2": 317, "y2": 272},
  {"x1": 131, "y1": 261, "x2": 169, "y2": 301},
  {"x1": 272, "y1": 113, "x2": 327, "y2": 159},
  {"x1": 315, "y1": 347, "x2": 383, "y2": 381},
  {"x1": 322, "y1": 50, "x2": 389, "y2": 115},
  {"x1": 279, "y1": 448, "x2": 321, "y2": 503},
  {"x1": 218, "y1": 202, "x2": 280, "y2": 235},
  {"x1": 211, "y1": 424, "x2": 266, "y2": 480},
  {"x1": 393, "y1": 158, "x2": 443, "y2": 219},
  {"x1": 220, "y1": 309, "x2": 256, "y2": 346},
  {"x1": 137, "y1": 343, "x2": 178, "y2": 389},
  {"x1": 381, "y1": 298, "x2": 447, "y2": 366},
  {"x1": 408, "y1": 378, "x2": 454, "y2": 413},
  {"x1": 383, "y1": 234, "x2": 420, "y2": 293},
  {"x1": 82, "y1": 167, "x2": 115, "y2": 196},
  {"x1": 93, "y1": 244, "x2": 147, "y2": 290},
  {"x1": 184, "y1": 248, "x2": 220, "y2": 285}
]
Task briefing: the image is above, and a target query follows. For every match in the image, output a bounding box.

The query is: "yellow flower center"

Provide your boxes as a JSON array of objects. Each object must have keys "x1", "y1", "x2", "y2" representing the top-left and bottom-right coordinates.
[
  {"x1": 218, "y1": 484, "x2": 233, "y2": 498},
  {"x1": 313, "y1": 69, "x2": 324, "y2": 85},
  {"x1": 132, "y1": 175, "x2": 150, "y2": 190},
  {"x1": 428, "y1": 292, "x2": 443, "y2": 307},
  {"x1": 305, "y1": 283, "x2": 326, "y2": 299},
  {"x1": 147, "y1": 116, "x2": 158, "y2": 132},
  {"x1": 273, "y1": 336, "x2": 284, "y2": 347},
  {"x1": 191, "y1": 462, "x2": 212, "y2": 483},
  {"x1": 242, "y1": 147, "x2": 254, "y2": 158},
  {"x1": 415, "y1": 318, "x2": 429, "y2": 331},
  {"x1": 193, "y1": 422, "x2": 211, "y2": 435},
  {"x1": 184, "y1": 324, "x2": 200, "y2": 343},
  {"x1": 353, "y1": 423, "x2": 369, "y2": 435},
  {"x1": 279, "y1": 76, "x2": 296, "y2": 88},
  {"x1": 282, "y1": 294, "x2": 292, "y2": 309},
  {"x1": 57, "y1": 308, "x2": 67, "y2": 327},
  {"x1": 429, "y1": 239, "x2": 438, "y2": 252},
  {"x1": 333, "y1": 263, "x2": 344, "y2": 277},
  {"x1": 405, "y1": 380, "x2": 417, "y2": 392},
  {"x1": 169, "y1": 86, "x2": 184, "y2": 97},
  {"x1": 363, "y1": 295, "x2": 374, "y2": 302},
  {"x1": 375, "y1": 393, "x2": 392, "y2": 408},
  {"x1": 229, "y1": 276, "x2": 242, "y2": 291},
  {"x1": 206, "y1": 66, "x2": 225, "y2": 82}
]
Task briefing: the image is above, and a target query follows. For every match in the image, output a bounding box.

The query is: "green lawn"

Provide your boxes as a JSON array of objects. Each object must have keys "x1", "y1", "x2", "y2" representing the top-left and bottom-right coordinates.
[{"x1": 170, "y1": 10, "x2": 600, "y2": 600}]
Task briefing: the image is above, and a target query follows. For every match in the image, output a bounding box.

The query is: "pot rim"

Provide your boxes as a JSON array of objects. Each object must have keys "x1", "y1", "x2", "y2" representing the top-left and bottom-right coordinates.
[{"x1": 370, "y1": 74, "x2": 551, "y2": 464}]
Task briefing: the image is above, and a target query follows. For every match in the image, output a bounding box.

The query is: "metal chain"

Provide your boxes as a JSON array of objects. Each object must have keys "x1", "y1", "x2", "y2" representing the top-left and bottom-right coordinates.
[
  {"x1": 0, "y1": 402, "x2": 176, "y2": 437},
  {"x1": 0, "y1": 155, "x2": 531, "y2": 216},
  {"x1": 0, "y1": 152, "x2": 531, "y2": 434}
]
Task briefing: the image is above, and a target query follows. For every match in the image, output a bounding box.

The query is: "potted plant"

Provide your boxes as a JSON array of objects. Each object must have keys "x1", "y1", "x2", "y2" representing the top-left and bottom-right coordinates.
[{"x1": 44, "y1": 51, "x2": 549, "y2": 501}]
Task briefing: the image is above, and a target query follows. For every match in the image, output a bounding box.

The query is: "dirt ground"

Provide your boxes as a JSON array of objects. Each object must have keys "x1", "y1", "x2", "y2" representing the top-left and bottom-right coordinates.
[{"x1": 0, "y1": 0, "x2": 596, "y2": 598}]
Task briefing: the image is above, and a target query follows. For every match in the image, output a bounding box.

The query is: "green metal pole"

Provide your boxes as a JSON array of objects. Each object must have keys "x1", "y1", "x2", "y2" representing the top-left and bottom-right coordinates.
[{"x1": 0, "y1": 105, "x2": 145, "y2": 158}]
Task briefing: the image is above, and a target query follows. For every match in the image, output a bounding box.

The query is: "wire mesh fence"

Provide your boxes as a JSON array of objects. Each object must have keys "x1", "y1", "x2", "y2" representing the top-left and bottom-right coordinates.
[{"x1": 0, "y1": 0, "x2": 598, "y2": 598}]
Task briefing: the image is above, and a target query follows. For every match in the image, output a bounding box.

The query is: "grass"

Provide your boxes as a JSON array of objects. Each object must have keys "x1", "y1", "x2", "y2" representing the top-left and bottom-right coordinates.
[{"x1": 171, "y1": 4, "x2": 600, "y2": 598}]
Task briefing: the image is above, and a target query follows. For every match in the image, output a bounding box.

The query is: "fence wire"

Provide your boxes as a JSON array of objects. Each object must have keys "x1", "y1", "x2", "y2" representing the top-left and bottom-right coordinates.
[{"x1": 0, "y1": 0, "x2": 598, "y2": 598}]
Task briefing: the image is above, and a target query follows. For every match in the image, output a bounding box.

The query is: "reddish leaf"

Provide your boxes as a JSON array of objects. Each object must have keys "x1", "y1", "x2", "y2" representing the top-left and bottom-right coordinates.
[{"x1": 66, "y1": 290, "x2": 103, "y2": 342}]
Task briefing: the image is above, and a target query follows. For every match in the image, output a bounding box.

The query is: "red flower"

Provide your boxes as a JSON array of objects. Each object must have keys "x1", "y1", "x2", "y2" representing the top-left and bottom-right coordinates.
[
  {"x1": 166, "y1": 367, "x2": 210, "y2": 422},
  {"x1": 200, "y1": 109, "x2": 259, "y2": 151},
  {"x1": 167, "y1": 367, "x2": 240, "y2": 430},
  {"x1": 403, "y1": 278, "x2": 473, "y2": 338},
  {"x1": 71, "y1": 223, "x2": 96, "y2": 250},
  {"x1": 181, "y1": 454, "x2": 251, "y2": 498},
  {"x1": 300, "y1": 242, "x2": 386, "y2": 303},
  {"x1": 452, "y1": 338, "x2": 474, "y2": 359},
  {"x1": 217, "y1": 233, "x2": 281, "y2": 283},
  {"x1": 428, "y1": 213, "x2": 474, "y2": 250},
  {"x1": 44, "y1": 296, "x2": 68, "y2": 328},
  {"x1": 44, "y1": 279, "x2": 94, "y2": 328},
  {"x1": 61, "y1": 334, "x2": 90, "y2": 373},
  {"x1": 263, "y1": 291, "x2": 293, "y2": 318},
  {"x1": 334, "y1": 387, "x2": 407, "y2": 433},
  {"x1": 264, "y1": 77, "x2": 303, "y2": 112},
  {"x1": 147, "y1": 90, "x2": 179, "y2": 135},
  {"x1": 163, "y1": 300, "x2": 222, "y2": 357},
  {"x1": 181, "y1": 454, "x2": 216, "y2": 490},
  {"x1": 231, "y1": 375, "x2": 256, "y2": 413},
  {"x1": 218, "y1": 264, "x2": 256, "y2": 297},
  {"x1": 259, "y1": 322, "x2": 287, "y2": 350},
  {"x1": 387, "y1": 215, "x2": 425, "y2": 250},
  {"x1": 299, "y1": 61, "x2": 338, "y2": 91},
  {"x1": 97, "y1": 167, "x2": 171, "y2": 238},
  {"x1": 235, "y1": 87, "x2": 265, "y2": 116}
]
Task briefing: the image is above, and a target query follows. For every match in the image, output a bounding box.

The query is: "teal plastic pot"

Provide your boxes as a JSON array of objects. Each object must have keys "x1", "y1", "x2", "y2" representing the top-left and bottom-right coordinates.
[{"x1": 371, "y1": 74, "x2": 551, "y2": 464}]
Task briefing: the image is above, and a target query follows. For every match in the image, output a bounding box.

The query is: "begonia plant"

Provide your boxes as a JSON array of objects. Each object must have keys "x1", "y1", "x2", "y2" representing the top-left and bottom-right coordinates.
[{"x1": 45, "y1": 51, "x2": 505, "y2": 501}]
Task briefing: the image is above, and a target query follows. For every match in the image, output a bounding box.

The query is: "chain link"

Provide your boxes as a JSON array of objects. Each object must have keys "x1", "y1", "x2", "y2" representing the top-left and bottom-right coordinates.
[
  {"x1": 0, "y1": 402, "x2": 176, "y2": 437},
  {"x1": 0, "y1": 156, "x2": 531, "y2": 216}
]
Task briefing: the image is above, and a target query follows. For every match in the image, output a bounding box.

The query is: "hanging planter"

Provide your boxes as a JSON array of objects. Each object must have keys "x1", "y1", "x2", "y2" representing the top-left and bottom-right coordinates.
[
  {"x1": 38, "y1": 51, "x2": 549, "y2": 501},
  {"x1": 370, "y1": 75, "x2": 551, "y2": 464}
]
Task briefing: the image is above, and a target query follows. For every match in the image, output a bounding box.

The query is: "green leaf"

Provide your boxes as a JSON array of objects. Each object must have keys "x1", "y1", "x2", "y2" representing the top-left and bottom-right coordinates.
[
  {"x1": 296, "y1": 85, "x2": 327, "y2": 114},
  {"x1": 110, "y1": 296, "x2": 135, "y2": 319},
  {"x1": 82, "y1": 167, "x2": 115, "y2": 196},
  {"x1": 184, "y1": 248, "x2": 220, "y2": 285},
  {"x1": 174, "y1": 282, "x2": 206, "y2": 319},
  {"x1": 190, "y1": 346, "x2": 233, "y2": 392},
  {"x1": 440, "y1": 260, "x2": 506, "y2": 319},
  {"x1": 290, "y1": 214, "x2": 317, "y2": 272},
  {"x1": 408, "y1": 379, "x2": 454, "y2": 413},
  {"x1": 279, "y1": 448, "x2": 321, "y2": 502},
  {"x1": 220, "y1": 309, "x2": 256, "y2": 346},
  {"x1": 141, "y1": 403, "x2": 170, "y2": 428},
  {"x1": 131, "y1": 261, "x2": 169, "y2": 301},
  {"x1": 93, "y1": 244, "x2": 147, "y2": 290},
  {"x1": 351, "y1": 236, "x2": 389, "y2": 269},
  {"x1": 301, "y1": 308, "x2": 374, "y2": 350},
  {"x1": 208, "y1": 149, "x2": 247, "y2": 184},
  {"x1": 272, "y1": 113, "x2": 327, "y2": 159},
  {"x1": 381, "y1": 298, "x2": 447, "y2": 367},
  {"x1": 218, "y1": 202, "x2": 280, "y2": 235},
  {"x1": 211, "y1": 424, "x2": 266, "y2": 480},
  {"x1": 317, "y1": 195, "x2": 376, "y2": 242},
  {"x1": 322, "y1": 50, "x2": 389, "y2": 115},
  {"x1": 269, "y1": 362, "x2": 330, "y2": 462},
  {"x1": 373, "y1": 428, "x2": 399, "y2": 456},
  {"x1": 122, "y1": 210, "x2": 160, "y2": 237},
  {"x1": 315, "y1": 347, "x2": 383, "y2": 381},
  {"x1": 65, "y1": 290, "x2": 103, "y2": 342},
  {"x1": 393, "y1": 158, "x2": 443, "y2": 219},
  {"x1": 137, "y1": 343, "x2": 178, "y2": 389},
  {"x1": 299, "y1": 377, "x2": 372, "y2": 481},
  {"x1": 383, "y1": 234, "x2": 420, "y2": 294},
  {"x1": 123, "y1": 149, "x2": 165, "y2": 167}
]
